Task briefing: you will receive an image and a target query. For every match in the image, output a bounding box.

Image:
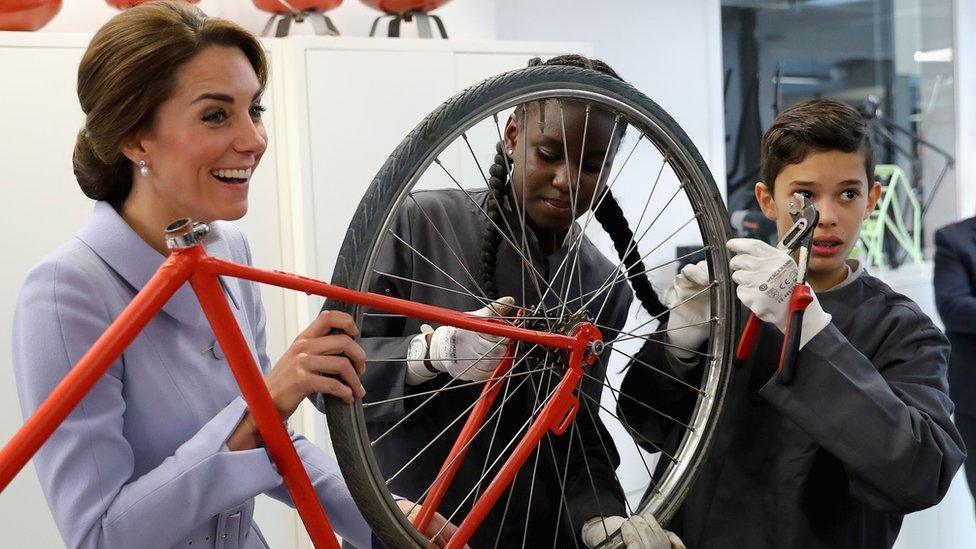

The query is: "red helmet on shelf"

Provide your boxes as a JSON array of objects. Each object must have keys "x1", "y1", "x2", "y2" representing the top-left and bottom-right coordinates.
[
  {"x1": 253, "y1": 0, "x2": 342, "y2": 13},
  {"x1": 360, "y1": 0, "x2": 450, "y2": 14},
  {"x1": 105, "y1": 0, "x2": 199, "y2": 9},
  {"x1": 0, "y1": 0, "x2": 62, "y2": 31}
]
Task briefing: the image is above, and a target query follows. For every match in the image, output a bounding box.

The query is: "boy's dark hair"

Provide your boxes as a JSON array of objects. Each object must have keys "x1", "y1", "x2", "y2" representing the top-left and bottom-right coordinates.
[{"x1": 761, "y1": 99, "x2": 874, "y2": 190}]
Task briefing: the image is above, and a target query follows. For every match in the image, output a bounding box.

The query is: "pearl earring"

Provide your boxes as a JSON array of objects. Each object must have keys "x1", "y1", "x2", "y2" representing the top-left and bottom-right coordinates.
[
  {"x1": 139, "y1": 160, "x2": 149, "y2": 177},
  {"x1": 507, "y1": 149, "x2": 514, "y2": 155}
]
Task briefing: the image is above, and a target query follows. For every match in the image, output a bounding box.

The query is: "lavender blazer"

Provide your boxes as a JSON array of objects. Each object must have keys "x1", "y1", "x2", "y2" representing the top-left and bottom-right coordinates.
[{"x1": 12, "y1": 201, "x2": 374, "y2": 548}]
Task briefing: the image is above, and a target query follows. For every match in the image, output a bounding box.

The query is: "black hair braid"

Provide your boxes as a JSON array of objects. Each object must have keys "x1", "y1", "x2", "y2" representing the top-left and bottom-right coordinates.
[
  {"x1": 480, "y1": 140, "x2": 511, "y2": 300},
  {"x1": 594, "y1": 192, "x2": 668, "y2": 318}
]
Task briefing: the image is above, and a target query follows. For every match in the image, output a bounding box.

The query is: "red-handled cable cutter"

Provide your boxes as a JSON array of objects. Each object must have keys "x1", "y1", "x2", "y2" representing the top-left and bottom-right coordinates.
[{"x1": 734, "y1": 193, "x2": 819, "y2": 384}]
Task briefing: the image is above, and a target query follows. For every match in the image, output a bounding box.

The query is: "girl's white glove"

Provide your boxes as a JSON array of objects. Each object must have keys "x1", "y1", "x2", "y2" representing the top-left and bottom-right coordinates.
[
  {"x1": 665, "y1": 260, "x2": 712, "y2": 359},
  {"x1": 581, "y1": 513, "x2": 685, "y2": 549},
  {"x1": 727, "y1": 238, "x2": 831, "y2": 348},
  {"x1": 425, "y1": 296, "x2": 515, "y2": 382}
]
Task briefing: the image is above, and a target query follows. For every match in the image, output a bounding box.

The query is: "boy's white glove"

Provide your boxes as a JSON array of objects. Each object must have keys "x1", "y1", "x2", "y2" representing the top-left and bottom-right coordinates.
[
  {"x1": 424, "y1": 296, "x2": 515, "y2": 382},
  {"x1": 665, "y1": 260, "x2": 712, "y2": 359},
  {"x1": 581, "y1": 513, "x2": 685, "y2": 549},
  {"x1": 727, "y1": 238, "x2": 831, "y2": 348}
]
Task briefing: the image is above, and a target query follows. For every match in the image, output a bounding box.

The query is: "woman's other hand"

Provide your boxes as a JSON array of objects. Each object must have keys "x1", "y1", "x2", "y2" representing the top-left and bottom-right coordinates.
[{"x1": 228, "y1": 310, "x2": 366, "y2": 450}]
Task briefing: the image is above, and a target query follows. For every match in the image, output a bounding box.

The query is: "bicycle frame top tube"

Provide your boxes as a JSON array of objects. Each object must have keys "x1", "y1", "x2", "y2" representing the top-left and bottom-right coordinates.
[{"x1": 206, "y1": 257, "x2": 583, "y2": 353}]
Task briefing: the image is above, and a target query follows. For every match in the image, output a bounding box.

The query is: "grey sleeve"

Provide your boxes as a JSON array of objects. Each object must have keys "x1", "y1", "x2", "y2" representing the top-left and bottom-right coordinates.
[{"x1": 759, "y1": 308, "x2": 966, "y2": 513}]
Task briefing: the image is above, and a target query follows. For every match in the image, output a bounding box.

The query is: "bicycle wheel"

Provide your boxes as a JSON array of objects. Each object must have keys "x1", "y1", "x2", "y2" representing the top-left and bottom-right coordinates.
[{"x1": 321, "y1": 65, "x2": 736, "y2": 548}]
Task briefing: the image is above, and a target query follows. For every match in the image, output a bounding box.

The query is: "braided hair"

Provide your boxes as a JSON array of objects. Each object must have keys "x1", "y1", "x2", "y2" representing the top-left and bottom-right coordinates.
[
  {"x1": 481, "y1": 140, "x2": 510, "y2": 300},
  {"x1": 480, "y1": 55, "x2": 667, "y2": 318}
]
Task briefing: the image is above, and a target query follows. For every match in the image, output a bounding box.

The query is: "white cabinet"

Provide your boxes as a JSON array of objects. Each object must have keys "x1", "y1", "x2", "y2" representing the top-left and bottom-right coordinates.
[{"x1": 0, "y1": 32, "x2": 588, "y2": 549}]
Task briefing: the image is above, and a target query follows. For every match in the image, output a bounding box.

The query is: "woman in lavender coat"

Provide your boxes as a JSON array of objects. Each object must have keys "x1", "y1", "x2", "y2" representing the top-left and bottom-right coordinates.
[{"x1": 10, "y1": 3, "x2": 457, "y2": 548}]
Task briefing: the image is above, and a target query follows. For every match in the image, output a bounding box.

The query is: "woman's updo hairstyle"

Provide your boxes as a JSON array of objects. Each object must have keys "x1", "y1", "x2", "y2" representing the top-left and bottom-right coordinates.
[{"x1": 73, "y1": 0, "x2": 268, "y2": 207}]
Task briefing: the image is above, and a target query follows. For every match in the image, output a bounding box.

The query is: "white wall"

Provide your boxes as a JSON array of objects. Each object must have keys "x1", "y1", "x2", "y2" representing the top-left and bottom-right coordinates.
[{"x1": 41, "y1": 0, "x2": 495, "y2": 40}]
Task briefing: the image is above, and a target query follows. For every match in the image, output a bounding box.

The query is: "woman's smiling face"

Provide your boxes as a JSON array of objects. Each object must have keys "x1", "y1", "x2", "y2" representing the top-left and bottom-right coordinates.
[{"x1": 126, "y1": 45, "x2": 268, "y2": 223}]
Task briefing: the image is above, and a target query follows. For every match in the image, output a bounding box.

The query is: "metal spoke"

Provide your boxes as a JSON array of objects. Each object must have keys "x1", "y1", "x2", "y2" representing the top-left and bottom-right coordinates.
[
  {"x1": 472, "y1": 342, "x2": 524, "y2": 506},
  {"x1": 385, "y1": 229, "x2": 505, "y2": 316},
  {"x1": 363, "y1": 312, "x2": 552, "y2": 322},
  {"x1": 452, "y1": 132, "x2": 557, "y2": 311},
  {"x1": 580, "y1": 371, "x2": 694, "y2": 431},
  {"x1": 577, "y1": 390, "x2": 637, "y2": 518},
  {"x1": 389, "y1": 358, "x2": 542, "y2": 488},
  {"x1": 433, "y1": 158, "x2": 558, "y2": 311},
  {"x1": 584, "y1": 390, "x2": 662, "y2": 504},
  {"x1": 624, "y1": 335, "x2": 713, "y2": 358},
  {"x1": 362, "y1": 366, "x2": 552, "y2": 408},
  {"x1": 365, "y1": 356, "x2": 520, "y2": 364},
  {"x1": 611, "y1": 318, "x2": 717, "y2": 343},
  {"x1": 563, "y1": 103, "x2": 596, "y2": 324},
  {"x1": 562, "y1": 147, "x2": 668, "y2": 294},
  {"x1": 548, "y1": 428, "x2": 580, "y2": 549},
  {"x1": 586, "y1": 176, "x2": 693, "y2": 317},
  {"x1": 407, "y1": 191, "x2": 495, "y2": 303},
  {"x1": 583, "y1": 214, "x2": 701, "y2": 319},
  {"x1": 610, "y1": 347, "x2": 705, "y2": 395},
  {"x1": 519, "y1": 348, "x2": 559, "y2": 548},
  {"x1": 577, "y1": 391, "x2": 678, "y2": 463},
  {"x1": 371, "y1": 269, "x2": 532, "y2": 316},
  {"x1": 536, "y1": 246, "x2": 710, "y2": 320},
  {"x1": 522, "y1": 126, "x2": 635, "y2": 324},
  {"x1": 569, "y1": 414, "x2": 611, "y2": 540},
  {"x1": 372, "y1": 338, "x2": 516, "y2": 446},
  {"x1": 626, "y1": 282, "x2": 717, "y2": 336},
  {"x1": 429, "y1": 379, "x2": 563, "y2": 542},
  {"x1": 493, "y1": 467, "x2": 520, "y2": 548}
]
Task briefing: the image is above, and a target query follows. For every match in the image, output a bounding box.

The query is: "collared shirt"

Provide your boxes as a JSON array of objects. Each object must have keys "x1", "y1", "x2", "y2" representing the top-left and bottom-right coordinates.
[{"x1": 12, "y1": 201, "x2": 374, "y2": 549}]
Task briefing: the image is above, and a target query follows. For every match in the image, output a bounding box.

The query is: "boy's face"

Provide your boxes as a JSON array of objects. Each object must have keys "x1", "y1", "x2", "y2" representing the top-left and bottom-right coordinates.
[{"x1": 755, "y1": 149, "x2": 881, "y2": 290}]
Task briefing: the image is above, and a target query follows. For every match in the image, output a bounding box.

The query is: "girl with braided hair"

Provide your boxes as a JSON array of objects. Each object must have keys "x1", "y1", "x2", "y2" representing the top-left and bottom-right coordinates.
[{"x1": 353, "y1": 55, "x2": 683, "y2": 548}]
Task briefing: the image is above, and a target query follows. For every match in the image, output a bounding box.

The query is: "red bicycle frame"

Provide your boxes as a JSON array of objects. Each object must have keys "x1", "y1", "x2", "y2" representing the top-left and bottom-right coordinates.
[{"x1": 0, "y1": 220, "x2": 602, "y2": 549}]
